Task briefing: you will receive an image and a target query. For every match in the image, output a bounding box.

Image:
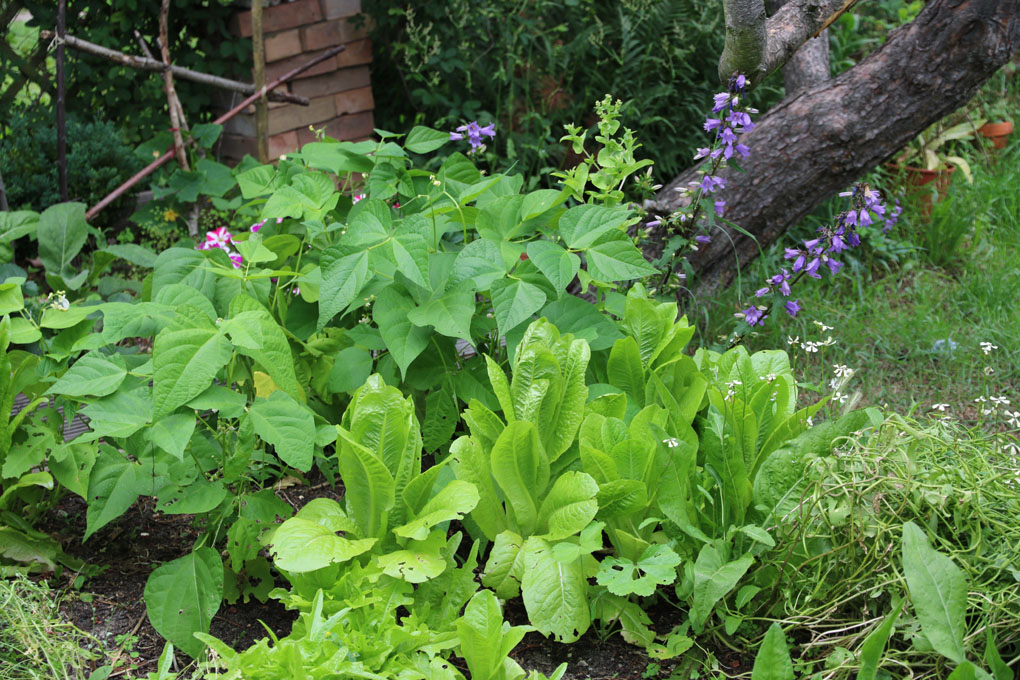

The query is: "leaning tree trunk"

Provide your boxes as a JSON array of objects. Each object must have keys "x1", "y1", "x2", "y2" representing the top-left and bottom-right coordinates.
[
  {"x1": 655, "y1": 0, "x2": 1019, "y2": 299},
  {"x1": 767, "y1": 0, "x2": 830, "y2": 96}
]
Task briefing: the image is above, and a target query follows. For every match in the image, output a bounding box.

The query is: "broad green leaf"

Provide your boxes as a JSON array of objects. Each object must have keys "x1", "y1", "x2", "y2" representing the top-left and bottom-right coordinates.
[
  {"x1": 607, "y1": 336, "x2": 645, "y2": 404},
  {"x1": 984, "y1": 629, "x2": 1012, "y2": 680},
  {"x1": 595, "y1": 478, "x2": 647, "y2": 518},
  {"x1": 451, "y1": 435, "x2": 507, "y2": 541},
  {"x1": 586, "y1": 237, "x2": 657, "y2": 282},
  {"x1": 46, "y1": 352, "x2": 127, "y2": 397},
  {"x1": 490, "y1": 278, "x2": 546, "y2": 337},
  {"x1": 857, "y1": 600, "x2": 902, "y2": 680},
  {"x1": 901, "y1": 521, "x2": 968, "y2": 664},
  {"x1": 84, "y1": 445, "x2": 141, "y2": 540},
  {"x1": 391, "y1": 232, "x2": 431, "y2": 290},
  {"x1": 7, "y1": 316, "x2": 41, "y2": 344},
  {"x1": 102, "y1": 244, "x2": 158, "y2": 268},
  {"x1": 328, "y1": 346, "x2": 373, "y2": 394},
  {"x1": 541, "y1": 295, "x2": 623, "y2": 351},
  {"x1": 49, "y1": 442, "x2": 97, "y2": 498},
  {"x1": 485, "y1": 355, "x2": 515, "y2": 423},
  {"x1": 0, "y1": 526, "x2": 59, "y2": 570},
  {"x1": 143, "y1": 547, "x2": 223, "y2": 659},
  {"x1": 521, "y1": 537, "x2": 590, "y2": 642},
  {"x1": 482, "y1": 530, "x2": 526, "y2": 599},
  {"x1": 407, "y1": 287, "x2": 475, "y2": 343},
  {"x1": 490, "y1": 421, "x2": 545, "y2": 536},
  {"x1": 269, "y1": 517, "x2": 375, "y2": 572},
  {"x1": 393, "y1": 480, "x2": 480, "y2": 541},
  {"x1": 691, "y1": 545, "x2": 754, "y2": 631},
  {"x1": 152, "y1": 248, "x2": 217, "y2": 301},
  {"x1": 536, "y1": 471, "x2": 599, "y2": 540},
  {"x1": 751, "y1": 623, "x2": 794, "y2": 680},
  {"x1": 456, "y1": 590, "x2": 531, "y2": 680},
  {"x1": 373, "y1": 287, "x2": 431, "y2": 379},
  {"x1": 450, "y1": 238, "x2": 507, "y2": 289},
  {"x1": 236, "y1": 165, "x2": 276, "y2": 199},
  {"x1": 186, "y1": 385, "x2": 246, "y2": 419},
  {"x1": 227, "y1": 297, "x2": 304, "y2": 403},
  {"x1": 39, "y1": 304, "x2": 91, "y2": 329},
  {"x1": 0, "y1": 210, "x2": 39, "y2": 243},
  {"x1": 405, "y1": 125, "x2": 451, "y2": 153},
  {"x1": 317, "y1": 249, "x2": 370, "y2": 330},
  {"x1": 557, "y1": 204, "x2": 631, "y2": 250},
  {"x1": 596, "y1": 544, "x2": 681, "y2": 597},
  {"x1": 156, "y1": 478, "x2": 228, "y2": 515},
  {"x1": 99, "y1": 301, "x2": 176, "y2": 344},
  {"x1": 37, "y1": 202, "x2": 88, "y2": 283},
  {"x1": 299, "y1": 141, "x2": 374, "y2": 174},
  {"x1": 147, "y1": 414, "x2": 196, "y2": 461},
  {"x1": 375, "y1": 529, "x2": 447, "y2": 582},
  {"x1": 337, "y1": 427, "x2": 395, "y2": 539},
  {"x1": 250, "y1": 391, "x2": 316, "y2": 471},
  {"x1": 153, "y1": 325, "x2": 232, "y2": 420},
  {"x1": 423, "y1": 383, "x2": 459, "y2": 453},
  {"x1": 0, "y1": 282, "x2": 24, "y2": 314},
  {"x1": 526, "y1": 241, "x2": 580, "y2": 293},
  {"x1": 79, "y1": 387, "x2": 152, "y2": 441}
]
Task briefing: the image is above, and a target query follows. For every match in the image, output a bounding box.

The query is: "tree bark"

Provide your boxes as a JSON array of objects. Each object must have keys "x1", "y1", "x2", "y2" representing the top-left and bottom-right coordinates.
[
  {"x1": 767, "y1": 0, "x2": 830, "y2": 96},
  {"x1": 655, "y1": 0, "x2": 1020, "y2": 299}
]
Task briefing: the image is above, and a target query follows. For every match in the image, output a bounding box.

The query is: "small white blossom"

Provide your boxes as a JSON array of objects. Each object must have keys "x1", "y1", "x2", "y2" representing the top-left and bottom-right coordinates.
[
  {"x1": 931, "y1": 403, "x2": 950, "y2": 412},
  {"x1": 813, "y1": 321, "x2": 834, "y2": 332},
  {"x1": 1005, "y1": 410, "x2": 1020, "y2": 428},
  {"x1": 991, "y1": 396, "x2": 1011, "y2": 406},
  {"x1": 787, "y1": 335, "x2": 800, "y2": 347},
  {"x1": 980, "y1": 341, "x2": 998, "y2": 355},
  {"x1": 985, "y1": 366, "x2": 996, "y2": 376},
  {"x1": 663, "y1": 437, "x2": 680, "y2": 448},
  {"x1": 803, "y1": 341, "x2": 819, "y2": 353},
  {"x1": 833, "y1": 364, "x2": 854, "y2": 378},
  {"x1": 833, "y1": 391, "x2": 848, "y2": 405}
]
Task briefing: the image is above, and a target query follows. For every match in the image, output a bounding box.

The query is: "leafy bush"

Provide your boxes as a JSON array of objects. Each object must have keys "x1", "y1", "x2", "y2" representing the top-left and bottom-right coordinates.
[
  {"x1": 366, "y1": 0, "x2": 781, "y2": 186},
  {"x1": 0, "y1": 106, "x2": 141, "y2": 218}
]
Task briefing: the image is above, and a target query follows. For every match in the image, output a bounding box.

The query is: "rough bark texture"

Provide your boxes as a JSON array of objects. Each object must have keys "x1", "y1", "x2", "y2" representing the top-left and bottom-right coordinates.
[
  {"x1": 768, "y1": 0, "x2": 831, "y2": 95},
  {"x1": 655, "y1": 0, "x2": 1020, "y2": 298}
]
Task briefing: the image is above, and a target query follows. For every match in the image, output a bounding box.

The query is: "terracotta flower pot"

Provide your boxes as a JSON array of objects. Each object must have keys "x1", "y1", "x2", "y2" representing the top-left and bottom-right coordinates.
[
  {"x1": 887, "y1": 163, "x2": 955, "y2": 217},
  {"x1": 979, "y1": 120, "x2": 1014, "y2": 150}
]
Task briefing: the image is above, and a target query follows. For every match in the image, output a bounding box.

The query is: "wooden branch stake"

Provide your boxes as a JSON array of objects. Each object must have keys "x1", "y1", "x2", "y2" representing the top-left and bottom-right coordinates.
[
  {"x1": 160, "y1": 0, "x2": 189, "y2": 171},
  {"x1": 0, "y1": 165, "x2": 9, "y2": 212},
  {"x1": 252, "y1": 1, "x2": 269, "y2": 163},
  {"x1": 56, "y1": 0, "x2": 68, "y2": 201},
  {"x1": 85, "y1": 44, "x2": 345, "y2": 221},
  {"x1": 39, "y1": 30, "x2": 310, "y2": 106}
]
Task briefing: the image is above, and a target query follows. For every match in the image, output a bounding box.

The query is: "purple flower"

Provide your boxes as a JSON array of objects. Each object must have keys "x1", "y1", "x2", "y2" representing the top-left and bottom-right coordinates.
[
  {"x1": 805, "y1": 258, "x2": 822, "y2": 278},
  {"x1": 884, "y1": 199, "x2": 902, "y2": 233},
  {"x1": 785, "y1": 299, "x2": 802, "y2": 317},
  {"x1": 769, "y1": 270, "x2": 792, "y2": 296},
  {"x1": 453, "y1": 121, "x2": 496, "y2": 150},
  {"x1": 714, "y1": 200, "x2": 726, "y2": 216},
  {"x1": 646, "y1": 219, "x2": 662, "y2": 229},
  {"x1": 755, "y1": 287, "x2": 770, "y2": 297},
  {"x1": 712, "y1": 92, "x2": 731, "y2": 113},
  {"x1": 695, "y1": 234, "x2": 712, "y2": 244},
  {"x1": 694, "y1": 147, "x2": 711, "y2": 160},
  {"x1": 704, "y1": 117, "x2": 723, "y2": 132},
  {"x1": 744, "y1": 306, "x2": 767, "y2": 326},
  {"x1": 826, "y1": 257, "x2": 843, "y2": 274},
  {"x1": 733, "y1": 143, "x2": 751, "y2": 158},
  {"x1": 732, "y1": 74, "x2": 747, "y2": 91},
  {"x1": 698, "y1": 175, "x2": 726, "y2": 193}
]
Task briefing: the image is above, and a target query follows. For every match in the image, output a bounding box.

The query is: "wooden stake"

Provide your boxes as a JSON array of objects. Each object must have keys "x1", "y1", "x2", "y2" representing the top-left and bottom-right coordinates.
[
  {"x1": 0, "y1": 165, "x2": 9, "y2": 212},
  {"x1": 56, "y1": 0, "x2": 68, "y2": 201},
  {"x1": 159, "y1": 0, "x2": 189, "y2": 171},
  {"x1": 252, "y1": 1, "x2": 269, "y2": 163},
  {"x1": 39, "y1": 31, "x2": 309, "y2": 106}
]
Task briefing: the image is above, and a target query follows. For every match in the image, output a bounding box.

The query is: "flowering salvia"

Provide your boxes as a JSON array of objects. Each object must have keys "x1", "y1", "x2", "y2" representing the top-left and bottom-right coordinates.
[{"x1": 450, "y1": 121, "x2": 496, "y2": 151}]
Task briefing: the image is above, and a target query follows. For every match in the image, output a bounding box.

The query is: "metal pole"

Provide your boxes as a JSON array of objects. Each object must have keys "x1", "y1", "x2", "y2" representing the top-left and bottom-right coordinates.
[{"x1": 56, "y1": 0, "x2": 68, "y2": 202}]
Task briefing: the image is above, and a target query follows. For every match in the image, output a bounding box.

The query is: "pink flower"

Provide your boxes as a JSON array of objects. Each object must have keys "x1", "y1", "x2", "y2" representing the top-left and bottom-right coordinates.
[
  {"x1": 229, "y1": 252, "x2": 243, "y2": 269},
  {"x1": 201, "y1": 227, "x2": 233, "y2": 251},
  {"x1": 275, "y1": 217, "x2": 285, "y2": 224},
  {"x1": 352, "y1": 193, "x2": 366, "y2": 203},
  {"x1": 291, "y1": 286, "x2": 300, "y2": 295},
  {"x1": 250, "y1": 220, "x2": 265, "y2": 233}
]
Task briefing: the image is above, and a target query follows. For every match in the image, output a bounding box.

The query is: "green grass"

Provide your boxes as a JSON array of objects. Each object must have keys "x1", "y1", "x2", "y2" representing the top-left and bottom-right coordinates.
[
  {"x1": 697, "y1": 138, "x2": 1020, "y2": 424},
  {"x1": 0, "y1": 576, "x2": 99, "y2": 680}
]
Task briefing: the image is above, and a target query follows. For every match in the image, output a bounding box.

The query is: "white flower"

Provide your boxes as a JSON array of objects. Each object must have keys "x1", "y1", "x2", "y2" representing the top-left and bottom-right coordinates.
[
  {"x1": 813, "y1": 321, "x2": 834, "y2": 332},
  {"x1": 663, "y1": 437, "x2": 680, "y2": 448},
  {"x1": 980, "y1": 341, "x2": 998, "y2": 355},
  {"x1": 1005, "y1": 411, "x2": 1020, "y2": 428},
  {"x1": 803, "y1": 341, "x2": 819, "y2": 353},
  {"x1": 990, "y1": 396, "x2": 1011, "y2": 406},
  {"x1": 787, "y1": 335, "x2": 800, "y2": 347},
  {"x1": 833, "y1": 364, "x2": 854, "y2": 378},
  {"x1": 806, "y1": 416, "x2": 814, "y2": 427},
  {"x1": 760, "y1": 373, "x2": 777, "y2": 383},
  {"x1": 931, "y1": 403, "x2": 950, "y2": 412},
  {"x1": 974, "y1": 396, "x2": 988, "y2": 404},
  {"x1": 833, "y1": 392, "x2": 848, "y2": 405},
  {"x1": 984, "y1": 366, "x2": 996, "y2": 376}
]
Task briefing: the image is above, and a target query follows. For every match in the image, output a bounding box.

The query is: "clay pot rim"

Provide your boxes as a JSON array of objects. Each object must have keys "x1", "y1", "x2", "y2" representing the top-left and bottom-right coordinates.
[
  {"x1": 979, "y1": 120, "x2": 1014, "y2": 136},
  {"x1": 885, "y1": 162, "x2": 956, "y2": 175}
]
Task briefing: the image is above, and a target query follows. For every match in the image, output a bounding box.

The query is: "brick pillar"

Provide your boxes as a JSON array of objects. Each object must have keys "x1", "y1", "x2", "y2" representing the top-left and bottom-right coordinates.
[{"x1": 220, "y1": 0, "x2": 376, "y2": 163}]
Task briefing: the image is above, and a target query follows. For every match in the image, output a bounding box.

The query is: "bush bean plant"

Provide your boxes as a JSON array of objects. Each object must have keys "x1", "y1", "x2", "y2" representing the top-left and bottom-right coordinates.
[{"x1": 0, "y1": 78, "x2": 1015, "y2": 679}]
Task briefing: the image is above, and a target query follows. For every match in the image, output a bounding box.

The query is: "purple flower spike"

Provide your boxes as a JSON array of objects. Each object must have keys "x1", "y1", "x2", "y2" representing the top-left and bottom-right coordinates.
[
  {"x1": 785, "y1": 299, "x2": 802, "y2": 317},
  {"x1": 805, "y1": 258, "x2": 822, "y2": 278},
  {"x1": 744, "y1": 306, "x2": 766, "y2": 326},
  {"x1": 695, "y1": 234, "x2": 712, "y2": 244},
  {"x1": 452, "y1": 121, "x2": 496, "y2": 150},
  {"x1": 704, "y1": 117, "x2": 722, "y2": 132},
  {"x1": 755, "y1": 287, "x2": 770, "y2": 298}
]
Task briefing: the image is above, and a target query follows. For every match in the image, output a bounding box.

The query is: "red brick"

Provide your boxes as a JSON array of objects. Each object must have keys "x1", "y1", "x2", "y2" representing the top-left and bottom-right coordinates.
[
  {"x1": 295, "y1": 112, "x2": 374, "y2": 146},
  {"x1": 319, "y1": 0, "x2": 361, "y2": 20},
  {"x1": 300, "y1": 17, "x2": 369, "y2": 52},
  {"x1": 269, "y1": 130, "x2": 300, "y2": 158},
  {"x1": 288, "y1": 65, "x2": 371, "y2": 99},
  {"x1": 263, "y1": 48, "x2": 339, "y2": 83},
  {"x1": 264, "y1": 28, "x2": 303, "y2": 63},
  {"x1": 237, "y1": 0, "x2": 323, "y2": 38},
  {"x1": 334, "y1": 86, "x2": 373, "y2": 116},
  {"x1": 268, "y1": 94, "x2": 337, "y2": 136},
  {"x1": 335, "y1": 39, "x2": 372, "y2": 69}
]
